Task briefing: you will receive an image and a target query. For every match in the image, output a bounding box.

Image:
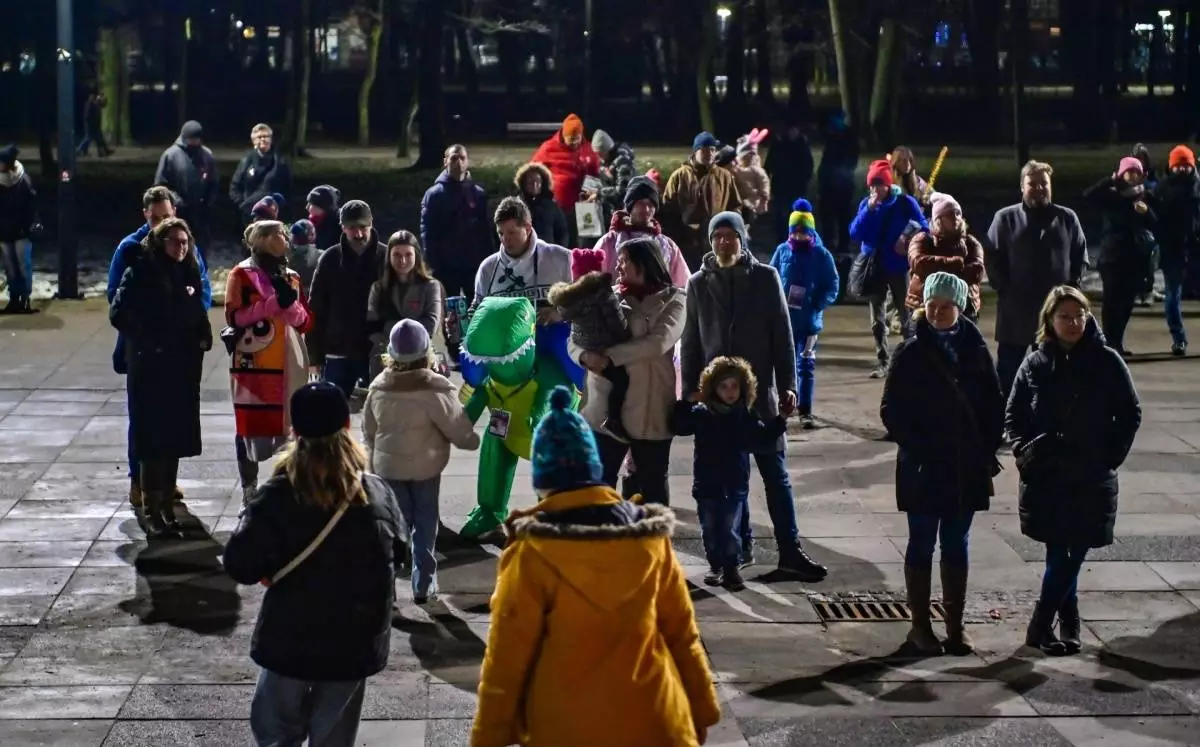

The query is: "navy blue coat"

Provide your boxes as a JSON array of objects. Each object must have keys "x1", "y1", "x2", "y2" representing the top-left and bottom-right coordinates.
[
  {"x1": 420, "y1": 171, "x2": 494, "y2": 272},
  {"x1": 671, "y1": 401, "x2": 786, "y2": 495}
]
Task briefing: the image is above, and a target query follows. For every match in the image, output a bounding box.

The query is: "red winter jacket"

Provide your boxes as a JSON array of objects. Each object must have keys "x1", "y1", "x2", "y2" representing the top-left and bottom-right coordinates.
[{"x1": 531, "y1": 131, "x2": 601, "y2": 215}]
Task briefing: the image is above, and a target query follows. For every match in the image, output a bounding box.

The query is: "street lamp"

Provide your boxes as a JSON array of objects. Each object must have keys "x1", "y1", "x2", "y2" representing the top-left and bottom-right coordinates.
[{"x1": 716, "y1": 6, "x2": 732, "y2": 20}]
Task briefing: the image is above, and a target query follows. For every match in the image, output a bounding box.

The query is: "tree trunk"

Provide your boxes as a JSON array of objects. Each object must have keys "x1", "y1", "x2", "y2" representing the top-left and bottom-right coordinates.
[
  {"x1": 784, "y1": 24, "x2": 813, "y2": 118},
  {"x1": 1011, "y1": 0, "x2": 1031, "y2": 165},
  {"x1": 827, "y1": 0, "x2": 855, "y2": 125},
  {"x1": 725, "y1": 1, "x2": 747, "y2": 105},
  {"x1": 456, "y1": 16, "x2": 479, "y2": 100},
  {"x1": 966, "y1": 0, "x2": 1002, "y2": 140},
  {"x1": 645, "y1": 33, "x2": 667, "y2": 105},
  {"x1": 98, "y1": 27, "x2": 121, "y2": 145},
  {"x1": 296, "y1": 0, "x2": 312, "y2": 153},
  {"x1": 1190, "y1": 0, "x2": 1200, "y2": 135},
  {"x1": 358, "y1": 2, "x2": 385, "y2": 147},
  {"x1": 867, "y1": 17, "x2": 897, "y2": 148},
  {"x1": 535, "y1": 32, "x2": 550, "y2": 99},
  {"x1": 177, "y1": 24, "x2": 189, "y2": 125},
  {"x1": 412, "y1": 0, "x2": 446, "y2": 169},
  {"x1": 751, "y1": 0, "x2": 774, "y2": 104},
  {"x1": 1172, "y1": 1, "x2": 1187, "y2": 104},
  {"x1": 33, "y1": 2, "x2": 56, "y2": 177}
]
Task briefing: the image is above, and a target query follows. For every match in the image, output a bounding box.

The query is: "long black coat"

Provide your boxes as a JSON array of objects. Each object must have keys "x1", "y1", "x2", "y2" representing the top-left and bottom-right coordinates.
[
  {"x1": 223, "y1": 472, "x2": 406, "y2": 681},
  {"x1": 520, "y1": 192, "x2": 570, "y2": 248},
  {"x1": 880, "y1": 316, "x2": 1005, "y2": 517},
  {"x1": 110, "y1": 251, "x2": 212, "y2": 461},
  {"x1": 1006, "y1": 319, "x2": 1142, "y2": 548},
  {"x1": 229, "y1": 148, "x2": 292, "y2": 221},
  {"x1": 1083, "y1": 177, "x2": 1159, "y2": 271},
  {"x1": 1152, "y1": 171, "x2": 1200, "y2": 274}
]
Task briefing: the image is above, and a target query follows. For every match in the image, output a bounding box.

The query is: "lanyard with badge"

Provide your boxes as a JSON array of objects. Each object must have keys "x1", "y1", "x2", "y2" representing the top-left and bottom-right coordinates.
[{"x1": 485, "y1": 371, "x2": 535, "y2": 440}]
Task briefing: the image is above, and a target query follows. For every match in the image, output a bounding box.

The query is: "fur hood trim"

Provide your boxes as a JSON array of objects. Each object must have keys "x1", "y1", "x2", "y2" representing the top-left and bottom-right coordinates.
[
  {"x1": 0, "y1": 160, "x2": 25, "y2": 188},
  {"x1": 515, "y1": 161, "x2": 555, "y2": 198},
  {"x1": 698, "y1": 355, "x2": 758, "y2": 409},
  {"x1": 548, "y1": 271, "x2": 615, "y2": 309},
  {"x1": 507, "y1": 501, "x2": 677, "y2": 540},
  {"x1": 369, "y1": 367, "x2": 455, "y2": 394}
]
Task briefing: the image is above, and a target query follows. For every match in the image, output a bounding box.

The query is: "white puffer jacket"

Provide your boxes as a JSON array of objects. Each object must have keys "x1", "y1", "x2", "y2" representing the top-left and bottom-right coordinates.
[{"x1": 363, "y1": 367, "x2": 481, "y2": 481}]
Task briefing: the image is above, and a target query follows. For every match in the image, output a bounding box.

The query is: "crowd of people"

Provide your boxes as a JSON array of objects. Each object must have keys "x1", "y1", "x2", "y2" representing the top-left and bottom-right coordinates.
[{"x1": 87, "y1": 114, "x2": 1200, "y2": 745}]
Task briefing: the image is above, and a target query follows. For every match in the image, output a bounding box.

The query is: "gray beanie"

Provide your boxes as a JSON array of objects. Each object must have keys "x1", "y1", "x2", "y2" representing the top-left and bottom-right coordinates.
[
  {"x1": 708, "y1": 211, "x2": 749, "y2": 248},
  {"x1": 339, "y1": 200, "x2": 373, "y2": 227},
  {"x1": 592, "y1": 129, "x2": 615, "y2": 154}
]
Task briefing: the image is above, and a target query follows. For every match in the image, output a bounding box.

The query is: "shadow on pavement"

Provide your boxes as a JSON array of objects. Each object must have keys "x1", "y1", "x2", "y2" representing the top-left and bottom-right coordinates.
[{"x1": 115, "y1": 504, "x2": 242, "y2": 635}]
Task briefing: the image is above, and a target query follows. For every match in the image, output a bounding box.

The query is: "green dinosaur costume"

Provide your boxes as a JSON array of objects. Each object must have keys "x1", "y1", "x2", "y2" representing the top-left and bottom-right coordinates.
[{"x1": 459, "y1": 296, "x2": 578, "y2": 538}]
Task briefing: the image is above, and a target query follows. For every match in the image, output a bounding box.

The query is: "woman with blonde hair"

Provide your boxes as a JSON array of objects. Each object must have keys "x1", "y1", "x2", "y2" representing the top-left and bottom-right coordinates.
[
  {"x1": 365, "y1": 230, "x2": 442, "y2": 379},
  {"x1": 226, "y1": 382, "x2": 406, "y2": 747},
  {"x1": 1006, "y1": 285, "x2": 1141, "y2": 655},
  {"x1": 226, "y1": 220, "x2": 312, "y2": 510}
]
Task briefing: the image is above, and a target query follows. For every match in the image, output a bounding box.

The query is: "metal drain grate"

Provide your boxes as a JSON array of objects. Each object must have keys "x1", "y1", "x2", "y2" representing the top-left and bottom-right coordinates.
[{"x1": 812, "y1": 600, "x2": 945, "y2": 622}]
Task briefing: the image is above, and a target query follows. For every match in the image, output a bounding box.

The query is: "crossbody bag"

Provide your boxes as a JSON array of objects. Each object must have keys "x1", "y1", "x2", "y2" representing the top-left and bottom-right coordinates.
[{"x1": 259, "y1": 494, "x2": 353, "y2": 588}]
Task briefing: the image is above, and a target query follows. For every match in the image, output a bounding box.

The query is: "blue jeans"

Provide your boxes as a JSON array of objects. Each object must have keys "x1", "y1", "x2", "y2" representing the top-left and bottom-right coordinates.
[
  {"x1": 1041, "y1": 543, "x2": 1089, "y2": 610},
  {"x1": 796, "y1": 335, "x2": 818, "y2": 414},
  {"x1": 250, "y1": 669, "x2": 365, "y2": 747},
  {"x1": 905, "y1": 512, "x2": 974, "y2": 569},
  {"x1": 387, "y1": 476, "x2": 440, "y2": 598},
  {"x1": 694, "y1": 464, "x2": 750, "y2": 572},
  {"x1": 0, "y1": 239, "x2": 33, "y2": 300},
  {"x1": 739, "y1": 450, "x2": 801, "y2": 559},
  {"x1": 321, "y1": 357, "x2": 369, "y2": 401},
  {"x1": 1164, "y1": 265, "x2": 1188, "y2": 345}
]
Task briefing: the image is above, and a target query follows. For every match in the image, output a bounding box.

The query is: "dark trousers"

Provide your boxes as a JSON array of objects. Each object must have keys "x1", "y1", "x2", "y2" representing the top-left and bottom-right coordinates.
[
  {"x1": 817, "y1": 189, "x2": 855, "y2": 256},
  {"x1": 1164, "y1": 263, "x2": 1188, "y2": 345},
  {"x1": 695, "y1": 472, "x2": 749, "y2": 572},
  {"x1": 140, "y1": 458, "x2": 180, "y2": 493},
  {"x1": 321, "y1": 357, "x2": 370, "y2": 401},
  {"x1": 596, "y1": 432, "x2": 672, "y2": 506},
  {"x1": 905, "y1": 512, "x2": 974, "y2": 569},
  {"x1": 236, "y1": 437, "x2": 259, "y2": 488},
  {"x1": 738, "y1": 450, "x2": 802, "y2": 560},
  {"x1": 1100, "y1": 264, "x2": 1138, "y2": 351},
  {"x1": 996, "y1": 342, "x2": 1035, "y2": 402},
  {"x1": 1040, "y1": 543, "x2": 1089, "y2": 610},
  {"x1": 601, "y1": 363, "x2": 630, "y2": 427},
  {"x1": 126, "y1": 381, "x2": 138, "y2": 481}
]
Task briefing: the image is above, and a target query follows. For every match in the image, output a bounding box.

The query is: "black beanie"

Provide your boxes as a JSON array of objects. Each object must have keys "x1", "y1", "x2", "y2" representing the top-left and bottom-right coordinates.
[
  {"x1": 338, "y1": 199, "x2": 373, "y2": 227},
  {"x1": 0, "y1": 145, "x2": 17, "y2": 168},
  {"x1": 306, "y1": 184, "x2": 341, "y2": 213},
  {"x1": 290, "y1": 383, "x2": 350, "y2": 439},
  {"x1": 623, "y1": 175, "x2": 660, "y2": 212}
]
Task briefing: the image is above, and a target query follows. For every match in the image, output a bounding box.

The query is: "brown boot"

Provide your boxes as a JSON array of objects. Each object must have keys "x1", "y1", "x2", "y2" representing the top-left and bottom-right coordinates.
[
  {"x1": 903, "y1": 566, "x2": 942, "y2": 654},
  {"x1": 172, "y1": 486, "x2": 186, "y2": 506},
  {"x1": 140, "y1": 490, "x2": 169, "y2": 538},
  {"x1": 128, "y1": 478, "x2": 143, "y2": 512},
  {"x1": 940, "y1": 563, "x2": 974, "y2": 655}
]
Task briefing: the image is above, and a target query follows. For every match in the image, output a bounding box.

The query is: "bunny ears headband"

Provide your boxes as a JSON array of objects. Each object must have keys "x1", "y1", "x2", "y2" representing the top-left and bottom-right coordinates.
[{"x1": 736, "y1": 128, "x2": 770, "y2": 155}]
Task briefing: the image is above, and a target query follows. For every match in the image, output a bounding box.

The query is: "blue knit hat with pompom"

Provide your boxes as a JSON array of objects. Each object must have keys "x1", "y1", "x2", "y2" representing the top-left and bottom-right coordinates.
[{"x1": 531, "y1": 386, "x2": 601, "y2": 493}]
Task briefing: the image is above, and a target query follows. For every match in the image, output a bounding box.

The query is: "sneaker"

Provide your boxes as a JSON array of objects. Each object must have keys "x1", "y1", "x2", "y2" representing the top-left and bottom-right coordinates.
[
  {"x1": 738, "y1": 552, "x2": 756, "y2": 571},
  {"x1": 798, "y1": 413, "x2": 816, "y2": 430},
  {"x1": 869, "y1": 361, "x2": 888, "y2": 379},
  {"x1": 722, "y1": 567, "x2": 746, "y2": 592},
  {"x1": 703, "y1": 568, "x2": 724, "y2": 587},
  {"x1": 1172, "y1": 341, "x2": 1187, "y2": 357},
  {"x1": 778, "y1": 547, "x2": 828, "y2": 583},
  {"x1": 238, "y1": 484, "x2": 257, "y2": 517},
  {"x1": 1154, "y1": 290, "x2": 1166, "y2": 303},
  {"x1": 413, "y1": 592, "x2": 438, "y2": 605}
]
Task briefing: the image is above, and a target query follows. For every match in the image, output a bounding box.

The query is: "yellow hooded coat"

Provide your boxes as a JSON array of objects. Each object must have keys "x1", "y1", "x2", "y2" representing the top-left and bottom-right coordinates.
[{"x1": 471, "y1": 485, "x2": 721, "y2": 747}]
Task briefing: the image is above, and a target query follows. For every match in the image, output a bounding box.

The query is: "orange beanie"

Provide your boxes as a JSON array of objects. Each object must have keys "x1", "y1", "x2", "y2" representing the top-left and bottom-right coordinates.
[
  {"x1": 562, "y1": 114, "x2": 584, "y2": 139},
  {"x1": 1169, "y1": 145, "x2": 1196, "y2": 170}
]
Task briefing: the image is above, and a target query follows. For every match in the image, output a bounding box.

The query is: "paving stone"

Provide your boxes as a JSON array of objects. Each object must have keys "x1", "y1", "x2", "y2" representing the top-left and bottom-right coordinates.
[
  {"x1": 1148, "y1": 562, "x2": 1200, "y2": 590},
  {"x1": 426, "y1": 682, "x2": 477, "y2": 718},
  {"x1": 1021, "y1": 676, "x2": 1194, "y2": 716},
  {"x1": 0, "y1": 541, "x2": 92, "y2": 568},
  {"x1": 361, "y1": 676, "x2": 429, "y2": 719},
  {"x1": 891, "y1": 716, "x2": 1072, "y2": 745},
  {"x1": 0, "y1": 719, "x2": 113, "y2": 747},
  {"x1": 1046, "y1": 715, "x2": 1200, "y2": 746},
  {"x1": 6, "y1": 499, "x2": 121, "y2": 520},
  {"x1": 0, "y1": 518, "x2": 107, "y2": 542},
  {"x1": 739, "y1": 715, "x2": 902, "y2": 746},
  {"x1": 100, "y1": 720, "x2": 251, "y2": 746},
  {"x1": 11, "y1": 401, "x2": 106, "y2": 418},
  {"x1": 1066, "y1": 562, "x2": 1175, "y2": 593},
  {"x1": 724, "y1": 680, "x2": 1038, "y2": 718},
  {"x1": 0, "y1": 594, "x2": 55, "y2": 624},
  {"x1": 1076, "y1": 591, "x2": 1200, "y2": 621},
  {"x1": 423, "y1": 718, "x2": 473, "y2": 747},
  {"x1": 117, "y1": 685, "x2": 254, "y2": 719},
  {"x1": 0, "y1": 567, "x2": 73, "y2": 596},
  {"x1": 0, "y1": 685, "x2": 132, "y2": 719}
]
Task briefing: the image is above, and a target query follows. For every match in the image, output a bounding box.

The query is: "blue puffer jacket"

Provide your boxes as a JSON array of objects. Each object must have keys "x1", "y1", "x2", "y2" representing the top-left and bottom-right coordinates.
[
  {"x1": 769, "y1": 235, "x2": 840, "y2": 336},
  {"x1": 848, "y1": 190, "x2": 928, "y2": 274}
]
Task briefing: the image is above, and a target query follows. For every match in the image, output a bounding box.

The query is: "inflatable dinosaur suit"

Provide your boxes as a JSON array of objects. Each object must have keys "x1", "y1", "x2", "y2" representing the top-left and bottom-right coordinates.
[{"x1": 460, "y1": 296, "x2": 578, "y2": 538}]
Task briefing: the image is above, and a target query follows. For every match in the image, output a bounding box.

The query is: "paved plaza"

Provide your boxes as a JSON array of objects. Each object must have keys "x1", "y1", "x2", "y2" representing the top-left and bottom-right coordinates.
[{"x1": 0, "y1": 298, "x2": 1199, "y2": 745}]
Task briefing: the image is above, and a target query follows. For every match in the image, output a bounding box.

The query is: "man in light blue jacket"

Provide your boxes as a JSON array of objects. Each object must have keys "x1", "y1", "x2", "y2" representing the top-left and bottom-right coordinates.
[{"x1": 107, "y1": 185, "x2": 212, "y2": 512}]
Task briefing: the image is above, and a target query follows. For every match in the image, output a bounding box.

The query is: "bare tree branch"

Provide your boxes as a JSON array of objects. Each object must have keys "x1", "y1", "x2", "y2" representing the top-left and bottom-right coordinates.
[{"x1": 448, "y1": 13, "x2": 551, "y2": 35}]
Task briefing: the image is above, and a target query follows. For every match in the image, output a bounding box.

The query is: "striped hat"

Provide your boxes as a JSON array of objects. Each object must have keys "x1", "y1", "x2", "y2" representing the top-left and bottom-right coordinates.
[{"x1": 788, "y1": 210, "x2": 816, "y2": 234}]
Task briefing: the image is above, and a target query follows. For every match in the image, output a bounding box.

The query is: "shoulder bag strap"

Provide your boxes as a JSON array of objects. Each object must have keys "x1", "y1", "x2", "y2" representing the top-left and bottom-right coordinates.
[
  {"x1": 260, "y1": 490, "x2": 355, "y2": 587},
  {"x1": 918, "y1": 342, "x2": 986, "y2": 448}
]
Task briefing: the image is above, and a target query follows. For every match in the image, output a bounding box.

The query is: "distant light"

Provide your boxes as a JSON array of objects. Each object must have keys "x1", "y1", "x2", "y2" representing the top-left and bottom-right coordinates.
[
  {"x1": 243, "y1": 26, "x2": 256, "y2": 39},
  {"x1": 716, "y1": 6, "x2": 731, "y2": 20},
  {"x1": 235, "y1": 19, "x2": 244, "y2": 29},
  {"x1": 185, "y1": 18, "x2": 192, "y2": 41},
  {"x1": 1159, "y1": 9, "x2": 1171, "y2": 20},
  {"x1": 267, "y1": 26, "x2": 281, "y2": 38},
  {"x1": 1, "y1": 62, "x2": 10, "y2": 73},
  {"x1": 1134, "y1": 23, "x2": 1155, "y2": 31},
  {"x1": 1048, "y1": 26, "x2": 1061, "y2": 37}
]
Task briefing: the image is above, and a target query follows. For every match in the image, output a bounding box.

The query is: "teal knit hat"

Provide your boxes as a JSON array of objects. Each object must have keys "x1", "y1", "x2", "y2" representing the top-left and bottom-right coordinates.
[
  {"x1": 531, "y1": 386, "x2": 603, "y2": 493},
  {"x1": 923, "y1": 271, "x2": 968, "y2": 311}
]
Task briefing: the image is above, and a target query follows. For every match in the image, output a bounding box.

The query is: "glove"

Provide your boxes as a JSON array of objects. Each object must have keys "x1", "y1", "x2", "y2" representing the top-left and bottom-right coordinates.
[{"x1": 272, "y1": 276, "x2": 297, "y2": 309}]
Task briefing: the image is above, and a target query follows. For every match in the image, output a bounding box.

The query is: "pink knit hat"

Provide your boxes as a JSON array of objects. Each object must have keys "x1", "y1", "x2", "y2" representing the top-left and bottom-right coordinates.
[
  {"x1": 930, "y1": 192, "x2": 961, "y2": 221},
  {"x1": 1116, "y1": 156, "x2": 1144, "y2": 178}
]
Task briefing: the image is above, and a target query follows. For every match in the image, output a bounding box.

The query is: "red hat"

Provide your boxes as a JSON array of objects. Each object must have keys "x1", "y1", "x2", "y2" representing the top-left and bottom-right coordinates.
[
  {"x1": 570, "y1": 248, "x2": 605, "y2": 280},
  {"x1": 866, "y1": 159, "x2": 894, "y2": 188},
  {"x1": 1169, "y1": 145, "x2": 1196, "y2": 170}
]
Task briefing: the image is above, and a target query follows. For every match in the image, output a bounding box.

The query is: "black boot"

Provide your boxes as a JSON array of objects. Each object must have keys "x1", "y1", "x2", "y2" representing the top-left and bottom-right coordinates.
[
  {"x1": 778, "y1": 544, "x2": 828, "y2": 583},
  {"x1": 1058, "y1": 595, "x2": 1082, "y2": 655},
  {"x1": 140, "y1": 490, "x2": 170, "y2": 538},
  {"x1": 1025, "y1": 601, "x2": 1067, "y2": 656}
]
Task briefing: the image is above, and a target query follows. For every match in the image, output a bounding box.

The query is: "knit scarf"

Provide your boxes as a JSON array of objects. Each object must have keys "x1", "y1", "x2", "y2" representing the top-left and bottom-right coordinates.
[{"x1": 932, "y1": 320, "x2": 961, "y2": 366}]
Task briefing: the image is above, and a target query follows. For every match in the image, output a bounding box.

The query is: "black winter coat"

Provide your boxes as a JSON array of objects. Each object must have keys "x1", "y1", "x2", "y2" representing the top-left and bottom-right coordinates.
[
  {"x1": 109, "y1": 251, "x2": 212, "y2": 461},
  {"x1": 154, "y1": 136, "x2": 219, "y2": 211},
  {"x1": 0, "y1": 163, "x2": 37, "y2": 243},
  {"x1": 1083, "y1": 177, "x2": 1159, "y2": 270},
  {"x1": 880, "y1": 317, "x2": 1004, "y2": 517},
  {"x1": 1005, "y1": 318, "x2": 1142, "y2": 548},
  {"x1": 1152, "y1": 171, "x2": 1200, "y2": 273},
  {"x1": 224, "y1": 472, "x2": 407, "y2": 681},
  {"x1": 520, "y1": 192, "x2": 570, "y2": 249},
  {"x1": 671, "y1": 401, "x2": 786, "y2": 495},
  {"x1": 306, "y1": 233, "x2": 386, "y2": 364},
  {"x1": 229, "y1": 148, "x2": 293, "y2": 221}
]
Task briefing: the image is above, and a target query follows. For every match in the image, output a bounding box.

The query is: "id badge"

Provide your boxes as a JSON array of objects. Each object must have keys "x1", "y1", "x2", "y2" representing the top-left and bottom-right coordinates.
[
  {"x1": 488, "y1": 409, "x2": 512, "y2": 439},
  {"x1": 787, "y1": 284, "x2": 807, "y2": 309}
]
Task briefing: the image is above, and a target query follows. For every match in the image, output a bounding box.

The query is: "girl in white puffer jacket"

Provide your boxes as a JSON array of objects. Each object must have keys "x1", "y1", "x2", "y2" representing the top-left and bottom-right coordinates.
[{"x1": 363, "y1": 320, "x2": 480, "y2": 603}]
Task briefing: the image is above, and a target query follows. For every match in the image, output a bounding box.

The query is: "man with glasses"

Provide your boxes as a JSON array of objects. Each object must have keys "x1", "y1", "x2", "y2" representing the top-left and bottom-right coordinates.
[
  {"x1": 107, "y1": 186, "x2": 213, "y2": 514},
  {"x1": 230, "y1": 123, "x2": 292, "y2": 227},
  {"x1": 985, "y1": 160, "x2": 1088, "y2": 400}
]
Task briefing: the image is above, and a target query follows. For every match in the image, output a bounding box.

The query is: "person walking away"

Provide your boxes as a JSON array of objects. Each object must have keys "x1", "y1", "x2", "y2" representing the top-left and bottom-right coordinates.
[
  {"x1": 1151, "y1": 145, "x2": 1200, "y2": 356},
  {"x1": 1006, "y1": 286, "x2": 1141, "y2": 655},
  {"x1": 307, "y1": 200, "x2": 387, "y2": 401},
  {"x1": 681, "y1": 211, "x2": 828, "y2": 581},
  {"x1": 549, "y1": 248, "x2": 632, "y2": 439},
  {"x1": 662, "y1": 132, "x2": 743, "y2": 268},
  {"x1": 1084, "y1": 157, "x2": 1159, "y2": 356},
  {"x1": 0, "y1": 146, "x2": 40, "y2": 314},
  {"x1": 226, "y1": 220, "x2": 312, "y2": 510},
  {"x1": 288, "y1": 219, "x2": 320, "y2": 297},
  {"x1": 224, "y1": 382, "x2": 407, "y2": 747},
  {"x1": 672, "y1": 357, "x2": 787, "y2": 591},
  {"x1": 985, "y1": 160, "x2": 1087, "y2": 401},
  {"x1": 77, "y1": 91, "x2": 112, "y2": 157},
  {"x1": 591, "y1": 129, "x2": 638, "y2": 224},
  {"x1": 230, "y1": 123, "x2": 292, "y2": 227},
  {"x1": 365, "y1": 230, "x2": 443, "y2": 380},
  {"x1": 514, "y1": 161, "x2": 569, "y2": 247},
  {"x1": 154, "y1": 120, "x2": 218, "y2": 253},
  {"x1": 109, "y1": 218, "x2": 212, "y2": 536},
  {"x1": 889, "y1": 146, "x2": 931, "y2": 203},
  {"x1": 849, "y1": 159, "x2": 928, "y2": 378},
  {"x1": 107, "y1": 186, "x2": 212, "y2": 515},
  {"x1": 765, "y1": 120, "x2": 815, "y2": 243},
  {"x1": 592, "y1": 175, "x2": 691, "y2": 287},
  {"x1": 734, "y1": 129, "x2": 772, "y2": 218},
  {"x1": 471, "y1": 386, "x2": 721, "y2": 747},
  {"x1": 880, "y1": 272, "x2": 1004, "y2": 655},
  {"x1": 363, "y1": 320, "x2": 479, "y2": 604},
  {"x1": 816, "y1": 110, "x2": 859, "y2": 257},
  {"x1": 906, "y1": 192, "x2": 986, "y2": 322},
  {"x1": 769, "y1": 203, "x2": 839, "y2": 429},
  {"x1": 571, "y1": 238, "x2": 684, "y2": 506},
  {"x1": 530, "y1": 113, "x2": 601, "y2": 246},
  {"x1": 306, "y1": 184, "x2": 343, "y2": 251}
]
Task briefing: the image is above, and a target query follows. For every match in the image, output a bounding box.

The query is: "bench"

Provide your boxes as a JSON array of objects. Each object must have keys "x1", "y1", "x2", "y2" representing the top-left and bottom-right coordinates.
[{"x1": 506, "y1": 122, "x2": 560, "y2": 136}]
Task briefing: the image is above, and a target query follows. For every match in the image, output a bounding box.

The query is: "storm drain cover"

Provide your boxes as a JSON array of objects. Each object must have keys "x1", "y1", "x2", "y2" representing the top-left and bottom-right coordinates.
[{"x1": 812, "y1": 599, "x2": 945, "y2": 622}]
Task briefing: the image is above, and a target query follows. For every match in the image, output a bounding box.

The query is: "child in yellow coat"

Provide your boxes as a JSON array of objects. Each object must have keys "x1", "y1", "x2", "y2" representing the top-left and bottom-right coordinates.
[{"x1": 471, "y1": 386, "x2": 721, "y2": 747}]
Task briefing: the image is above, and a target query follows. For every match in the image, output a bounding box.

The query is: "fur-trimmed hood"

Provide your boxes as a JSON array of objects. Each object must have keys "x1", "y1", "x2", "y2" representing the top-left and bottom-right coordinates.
[
  {"x1": 0, "y1": 160, "x2": 26, "y2": 189},
  {"x1": 698, "y1": 355, "x2": 758, "y2": 410},
  {"x1": 515, "y1": 161, "x2": 555, "y2": 200},
  {"x1": 547, "y1": 271, "x2": 615, "y2": 311}
]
